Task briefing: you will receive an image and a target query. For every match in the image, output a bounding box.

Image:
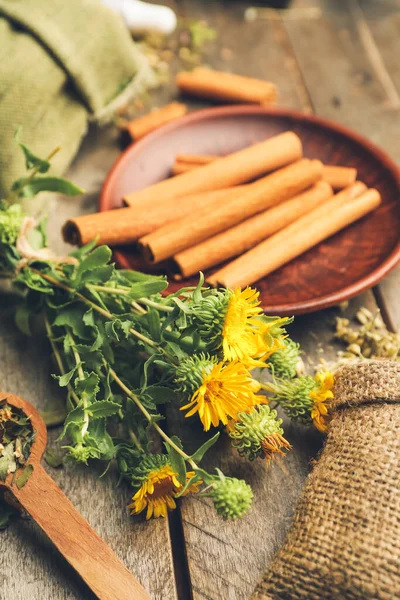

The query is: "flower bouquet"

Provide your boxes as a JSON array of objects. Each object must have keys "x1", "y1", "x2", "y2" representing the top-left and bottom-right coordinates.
[{"x1": 0, "y1": 142, "x2": 333, "y2": 521}]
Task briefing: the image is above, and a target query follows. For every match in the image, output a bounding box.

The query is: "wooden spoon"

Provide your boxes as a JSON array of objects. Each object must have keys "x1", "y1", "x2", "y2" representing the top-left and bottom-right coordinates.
[{"x1": 0, "y1": 392, "x2": 150, "y2": 600}]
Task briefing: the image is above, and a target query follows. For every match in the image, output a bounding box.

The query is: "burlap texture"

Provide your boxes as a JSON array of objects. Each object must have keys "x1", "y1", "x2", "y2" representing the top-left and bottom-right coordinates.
[
  {"x1": 0, "y1": 0, "x2": 154, "y2": 196},
  {"x1": 252, "y1": 360, "x2": 400, "y2": 600}
]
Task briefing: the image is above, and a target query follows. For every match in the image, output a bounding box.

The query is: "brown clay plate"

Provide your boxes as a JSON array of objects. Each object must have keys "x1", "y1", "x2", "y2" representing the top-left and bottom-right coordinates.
[{"x1": 100, "y1": 105, "x2": 400, "y2": 315}]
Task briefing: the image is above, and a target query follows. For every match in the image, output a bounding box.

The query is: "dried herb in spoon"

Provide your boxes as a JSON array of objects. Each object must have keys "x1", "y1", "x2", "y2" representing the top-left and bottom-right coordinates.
[{"x1": 0, "y1": 399, "x2": 35, "y2": 488}]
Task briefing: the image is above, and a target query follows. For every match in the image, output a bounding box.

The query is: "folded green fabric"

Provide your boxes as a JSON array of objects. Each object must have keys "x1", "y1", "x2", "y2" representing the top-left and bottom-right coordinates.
[{"x1": 0, "y1": 0, "x2": 154, "y2": 196}]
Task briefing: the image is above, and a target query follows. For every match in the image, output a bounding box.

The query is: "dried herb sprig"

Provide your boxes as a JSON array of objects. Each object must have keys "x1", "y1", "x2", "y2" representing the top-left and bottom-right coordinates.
[
  {"x1": 336, "y1": 307, "x2": 399, "y2": 361},
  {"x1": 0, "y1": 398, "x2": 35, "y2": 485}
]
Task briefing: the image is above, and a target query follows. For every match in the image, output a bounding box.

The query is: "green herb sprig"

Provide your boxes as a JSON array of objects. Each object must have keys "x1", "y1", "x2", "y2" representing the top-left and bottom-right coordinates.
[{"x1": 0, "y1": 141, "x2": 333, "y2": 523}]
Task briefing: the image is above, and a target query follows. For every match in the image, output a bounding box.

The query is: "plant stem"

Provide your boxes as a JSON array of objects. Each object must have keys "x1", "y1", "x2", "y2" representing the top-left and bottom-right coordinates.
[
  {"x1": 260, "y1": 382, "x2": 275, "y2": 394},
  {"x1": 138, "y1": 297, "x2": 174, "y2": 313},
  {"x1": 69, "y1": 332, "x2": 89, "y2": 437},
  {"x1": 8, "y1": 147, "x2": 61, "y2": 202},
  {"x1": 31, "y1": 268, "x2": 163, "y2": 353},
  {"x1": 86, "y1": 284, "x2": 174, "y2": 314},
  {"x1": 108, "y1": 366, "x2": 197, "y2": 470},
  {"x1": 131, "y1": 301, "x2": 147, "y2": 315},
  {"x1": 44, "y1": 315, "x2": 80, "y2": 406},
  {"x1": 128, "y1": 428, "x2": 143, "y2": 451}
]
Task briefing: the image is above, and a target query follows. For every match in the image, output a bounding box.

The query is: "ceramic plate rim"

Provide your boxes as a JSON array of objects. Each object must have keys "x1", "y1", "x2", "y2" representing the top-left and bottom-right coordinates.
[{"x1": 100, "y1": 105, "x2": 400, "y2": 315}]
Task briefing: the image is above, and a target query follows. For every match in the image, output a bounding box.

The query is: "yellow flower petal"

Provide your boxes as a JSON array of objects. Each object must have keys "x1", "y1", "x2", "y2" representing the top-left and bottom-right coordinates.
[
  {"x1": 222, "y1": 288, "x2": 287, "y2": 367},
  {"x1": 310, "y1": 371, "x2": 335, "y2": 433},
  {"x1": 181, "y1": 360, "x2": 262, "y2": 431},
  {"x1": 129, "y1": 464, "x2": 200, "y2": 520}
]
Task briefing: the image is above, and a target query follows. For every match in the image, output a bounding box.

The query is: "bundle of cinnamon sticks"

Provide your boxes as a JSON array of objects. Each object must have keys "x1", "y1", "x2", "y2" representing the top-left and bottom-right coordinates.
[{"x1": 63, "y1": 131, "x2": 381, "y2": 290}]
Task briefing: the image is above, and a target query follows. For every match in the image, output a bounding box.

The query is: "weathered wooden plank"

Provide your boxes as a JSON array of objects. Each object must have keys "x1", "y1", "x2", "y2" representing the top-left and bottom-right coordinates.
[
  {"x1": 282, "y1": 0, "x2": 400, "y2": 159},
  {"x1": 169, "y1": 290, "x2": 377, "y2": 600},
  {"x1": 177, "y1": 0, "x2": 308, "y2": 112},
  {"x1": 282, "y1": 0, "x2": 400, "y2": 324},
  {"x1": 374, "y1": 262, "x2": 400, "y2": 332},
  {"x1": 1, "y1": 125, "x2": 178, "y2": 600},
  {"x1": 167, "y1": 2, "x2": 398, "y2": 598},
  {"x1": 158, "y1": 3, "x2": 377, "y2": 600},
  {"x1": 356, "y1": 0, "x2": 400, "y2": 333}
]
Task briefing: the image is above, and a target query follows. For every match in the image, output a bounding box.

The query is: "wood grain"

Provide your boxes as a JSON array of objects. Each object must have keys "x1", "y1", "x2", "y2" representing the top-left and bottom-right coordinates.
[
  {"x1": 1, "y1": 2, "x2": 399, "y2": 600},
  {"x1": 1, "y1": 394, "x2": 150, "y2": 600},
  {"x1": 0, "y1": 128, "x2": 178, "y2": 600}
]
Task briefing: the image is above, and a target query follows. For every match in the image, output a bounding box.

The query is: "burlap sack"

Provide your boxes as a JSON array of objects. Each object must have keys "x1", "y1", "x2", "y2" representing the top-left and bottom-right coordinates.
[{"x1": 252, "y1": 360, "x2": 400, "y2": 600}]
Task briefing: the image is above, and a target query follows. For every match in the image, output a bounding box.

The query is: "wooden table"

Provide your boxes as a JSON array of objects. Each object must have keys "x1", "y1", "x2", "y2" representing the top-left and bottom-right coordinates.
[{"x1": 2, "y1": 1, "x2": 399, "y2": 598}]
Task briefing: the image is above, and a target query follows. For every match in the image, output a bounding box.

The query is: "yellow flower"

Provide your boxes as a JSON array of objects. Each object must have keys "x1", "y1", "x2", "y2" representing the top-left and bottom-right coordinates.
[
  {"x1": 222, "y1": 287, "x2": 264, "y2": 362},
  {"x1": 310, "y1": 371, "x2": 334, "y2": 433},
  {"x1": 129, "y1": 465, "x2": 200, "y2": 520},
  {"x1": 181, "y1": 360, "x2": 264, "y2": 431},
  {"x1": 222, "y1": 287, "x2": 285, "y2": 367}
]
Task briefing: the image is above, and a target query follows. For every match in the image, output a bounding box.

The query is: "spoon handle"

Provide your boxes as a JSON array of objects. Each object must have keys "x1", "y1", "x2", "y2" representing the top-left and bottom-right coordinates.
[{"x1": 10, "y1": 464, "x2": 150, "y2": 600}]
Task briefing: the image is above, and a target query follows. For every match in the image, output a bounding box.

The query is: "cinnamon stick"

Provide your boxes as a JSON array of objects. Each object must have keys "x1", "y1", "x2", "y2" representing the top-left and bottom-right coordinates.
[
  {"x1": 174, "y1": 181, "x2": 333, "y2": 278},
  {"x1": 172, "y1": 156, "x2": 358, "y2": 190},
  {"x1": 124, "y1": 131, "x2": 302, "y2": 207},
  {"x1": 139, "y1": 158, "x2": 323, "y2": 263},
  {"x1": 207, "y1": 184, "x2": 378, "y2": 289},
  {"x1": 176, "y1": 68, "x2": 278, "y2": 105},
  {"x1": 175, "y1": 154, "x2": 220, "y2": 165},
  {"x1": 171, "y1": 162, "x2": 197, "y2": 176},
  {"x1": 172, "y1": 154, "x2": 221, "y2": 175},
  {"x1": 126, "y1": 102, "x2": 188, "y2": 141},
  {"x1": 63, "y1": 186, "x2": 247, "y2": 247},
  {"x1": 323, "y1": 165, "x2": 357, "y2": 189}
]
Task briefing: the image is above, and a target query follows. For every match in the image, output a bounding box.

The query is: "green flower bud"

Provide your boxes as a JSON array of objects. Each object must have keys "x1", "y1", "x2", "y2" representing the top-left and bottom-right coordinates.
[
  {"x1": 130, "y1": 453, "x2": 169, "y2": 489},
  {"x1": 173, "y1": 353, "x2": 217, "y2": 396},
  {"x1": 268, "y1": 338, "x2": 302, "y2": 379},
  {"x1": 270, "y1": 376, "x2": 317, "y2": 424},
  {"x1": 190, "y1": 289, "x2": 229, "y2": 353},
  {"x1": 228, "y1": 404, "x2": 290, "y2": 462},
  {"x1": 206, "y1": 471, "x2": 253, "y2": 520}
]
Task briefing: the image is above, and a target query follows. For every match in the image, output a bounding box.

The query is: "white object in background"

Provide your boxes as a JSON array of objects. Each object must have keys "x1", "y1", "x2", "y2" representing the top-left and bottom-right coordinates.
[{"x1": 101, "y1": 0, "x2": 177, "y2": 35}]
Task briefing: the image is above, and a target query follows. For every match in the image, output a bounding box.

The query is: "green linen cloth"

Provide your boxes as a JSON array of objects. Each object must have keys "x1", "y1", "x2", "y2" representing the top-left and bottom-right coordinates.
[{"x1": 0, "y1": 0, "x2": 154, "y2": 196}]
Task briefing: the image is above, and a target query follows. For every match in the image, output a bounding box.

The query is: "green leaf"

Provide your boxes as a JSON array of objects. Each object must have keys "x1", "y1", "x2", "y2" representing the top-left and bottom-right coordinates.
[
  {"x1": 15, "y1": 270, "x2": 54, "y2": 294},
  {"x1": 59, "y1": 404, "x2": 85, "y2": 440},
  {"x1": 171, "y1": 297, "x2": 192, "y2": 313},
  {"x1": 18, "y1": 142, "x2": 50, "y2": 173},
  {"x1": 190, "y1": 432, "x2": 220, "y2": 463},
  {"x1": 75, "y1": 372, "x2": 100, "y2": 403},
  {"x1": 175, "y1": 472, "x2": 202, "y2": 498},
  {"x1": 165, "y1": 436, "x2": 186, "y2": 486},
  {"x1": 117, "y1": 270, "x2": 167, "y2": 284},
  {"x1": 89, "y1": 400, "x2": 121, "y2": 419},
  {"x1": 69, "y1": 238, "x2": 98, "y2": 260},
  {"x1": 53, "y1": 306, "x2": 90, "y2": 339},
  {"x1": 105, "y1": 320, "x2": 120, "y2": 341},
  {"x1": 83, "y1": 264, "x2": 114, "y2": 284},
  {"x1": 52, "y1": 363, "x2": 82, "y2": 387},
  {"x1": 147, "y1": 308, "x2": 161, "y2": 343},
  {"x1": 126, "y1": 279, "x2": 168, "y2": 300},
  {"x1": 12, "y1": 176, "x2": 84, "y2": 198},
  {"x1": 73, "y1": 246, "x2": 112, "y2": 287},
  {"x1": 16, "y1": 464, "x2": 34, "y2": 489},
  {"x1": 192, "y1": 272, "x2": 205, "y2": 303},
  {"x1": 87, "y1": 420, "x2": 115, "y2": 460},
  {"x1": 15, "y1": 304, "x2": 31, "y2": 336},
  {"x1": 145, "y1": 386, "x2": 177, "y2": 405}
]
